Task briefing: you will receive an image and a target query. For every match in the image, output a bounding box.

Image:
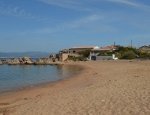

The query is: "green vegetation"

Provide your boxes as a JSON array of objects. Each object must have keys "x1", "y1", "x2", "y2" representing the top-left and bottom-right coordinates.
[
  {"x1": 96, "y1": 46, "x2": 149, "y2": 60},
  {"x1": 68, "y1": 56, "x2": 87, "y2": 61},
  {"x1": 97, "y1": 51, "x2": 114, "y2": 56},
  {"x1": 137, "y1": 51, "x2": 150, "y2": 59},
  {"x1": 78, "y1": 50, "x2": 91, "y2": 58},
  {"x1": 115, "y1": 46, "x2": 150, "y2": 59},
  {"x1": 67, "y1": 45, "x2": 150, "y2": 61},
  {"x1": 67, "y1": 50, "x2": 90, "y2": 61},
  {"x1": 120, "y1": 50, "x2": 137, "y2": 59},
  {"x1": 115, "y1": 46, "x2": 137, "y2": 59}
]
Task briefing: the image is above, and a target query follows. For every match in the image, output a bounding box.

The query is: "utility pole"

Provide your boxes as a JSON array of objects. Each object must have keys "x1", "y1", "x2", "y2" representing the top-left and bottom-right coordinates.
[
  {"x1": 114, "y1": 42, "x2": 116, "y2": 46},
  {"x1": 131, "y1": 40, "x2": 133, "y2": 48}
]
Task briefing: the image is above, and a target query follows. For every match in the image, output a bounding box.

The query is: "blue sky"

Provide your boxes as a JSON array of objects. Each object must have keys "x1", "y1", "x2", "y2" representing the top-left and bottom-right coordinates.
[{"x1": 0, "y1": 0, "x2": 150, "y2": 52}]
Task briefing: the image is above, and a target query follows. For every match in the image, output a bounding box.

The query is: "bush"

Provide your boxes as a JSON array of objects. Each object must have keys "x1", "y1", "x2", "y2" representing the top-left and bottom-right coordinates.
[
  {"x1": 97, "y1": 51, "x2": 114, "y2": 56},
  {"x1": 68, "y1": 56, "x2": 86, "y2": 61},
  {"x1": 121, "y1": 50, "x2": 137, "y2": 59},
  {"x1": 117, "y1": 46, "x2": 137, "y2": 53},
  {"x1": 137, "y1": 51, "x2": 150, "y2": 59},
  {"x1": 116, "y1": 46, "x2": 138, "y2": 59},
  {"x1": 78, "y1": 50, "x2": 91, "y2": 58}
]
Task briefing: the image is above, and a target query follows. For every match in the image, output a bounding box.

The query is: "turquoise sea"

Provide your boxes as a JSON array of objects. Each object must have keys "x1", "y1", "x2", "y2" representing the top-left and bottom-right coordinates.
[{"x1": 0, "y1": 65, "x2": 81, "y2": 93}]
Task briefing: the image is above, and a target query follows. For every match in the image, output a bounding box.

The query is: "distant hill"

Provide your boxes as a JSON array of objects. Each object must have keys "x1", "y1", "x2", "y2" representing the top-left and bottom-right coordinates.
[{"x1": 0, "y1": 52, "x2": 50, "y2": 58}]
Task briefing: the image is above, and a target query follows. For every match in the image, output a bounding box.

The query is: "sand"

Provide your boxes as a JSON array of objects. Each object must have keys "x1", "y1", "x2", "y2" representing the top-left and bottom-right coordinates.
[{"x1": 0, "y1": 60, "x2": 150, "y2": 115}]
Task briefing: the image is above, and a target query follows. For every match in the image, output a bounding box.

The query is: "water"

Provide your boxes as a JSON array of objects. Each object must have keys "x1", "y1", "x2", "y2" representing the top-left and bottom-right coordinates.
[{"x1": 0, "y1": 65, "x2": 81, "y2": 93}]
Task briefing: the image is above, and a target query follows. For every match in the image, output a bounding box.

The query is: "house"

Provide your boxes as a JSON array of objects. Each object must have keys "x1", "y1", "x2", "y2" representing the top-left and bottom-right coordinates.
[
  {"x1": 59, "y1": 46, "x2": 99, "y2": 61},
  {"x1": 90, "y1": 45, "x2": 118, "y2": 60},
  {"x1": 59, "y1": 45, "x2": 118, "y2": 61}
]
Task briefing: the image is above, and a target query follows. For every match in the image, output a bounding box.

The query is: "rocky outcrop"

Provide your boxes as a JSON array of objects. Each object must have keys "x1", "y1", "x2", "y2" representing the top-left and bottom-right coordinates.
[
  {"x1": 1, "y1": 57, "x2": 60, "y2": 65},
  {"x1": 34, "y1": 58, "x2": 44, "y2": 65},
  {"x1": 34, "y1": 58, "x2": 52, "y2": 65},
  {"x1": 0, "y1": 60, "x2": 2, "y2": 65},
  {"x1": 7, "y1": 58, "x2": 20, "y2": 65},
  {"x1": 7, "y1": 57, "x2": 33, "y2": 65},
  {"x1": 20, "y1": 57, "x2": 33, "y2": 64}
]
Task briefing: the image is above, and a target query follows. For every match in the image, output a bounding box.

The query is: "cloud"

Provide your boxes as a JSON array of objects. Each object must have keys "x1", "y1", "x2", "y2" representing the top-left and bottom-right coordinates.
[
  {"x1": 0, "y1": 3, "x2": 48, "y2": 21},
  {"x1": 106, "y1": 0, "x2": 139, "y2": 7},
  {"x1": 38, "y1": 0, "x2": 92, "y2": 11},
  {"x1": 0, "y1": 4, "x2": 34, "y2": 19},
  {"x1": 38, "y1": 14, "x2": 103, "y2": 33},
  {"x1": 105, "y1": 0, "x2": 150, "y2": 11},
  {"x1": 15, "y1": 14, "x2": 103, "y2": 35},
  {"x1": 0, "y1": 2, "x2": 50, "y2": 23},
  {"x1": 23, "y1": 14, "x2": 117, "y2": 35},
  {"x1": 67, "y1": 14, "x2": 103, "y2": 28},
  {"x1": 38, "y1": 0, "x2": 150, "y2": 12}
]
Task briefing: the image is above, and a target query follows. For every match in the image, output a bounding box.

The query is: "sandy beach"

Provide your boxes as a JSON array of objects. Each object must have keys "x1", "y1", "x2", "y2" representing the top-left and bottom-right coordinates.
[{"x1": 0, "y1": 60, "x2": 150, "y2": 115}]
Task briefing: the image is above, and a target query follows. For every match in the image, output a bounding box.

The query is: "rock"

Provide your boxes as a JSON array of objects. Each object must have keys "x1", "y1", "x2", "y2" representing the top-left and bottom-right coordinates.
[
  {"x1": 19, "y1": 58, "x2": 24, "y2": 64},
  {"x1": 44, "y1": 58, "x2": 52, "y2": 64},
  {"x1": 7, "y1": 58, "x2": 20, "y2": 65},
  {"x1": 1, "y1": 59, "x2": 7, "y2": 64},
  {"x1": 21, "y1": 57, "x2": 33, "y2": 64},
  {"x1": 35, "y1": 58, "x2": 45, "y2": 65},
  {"x1": 35, "y1": 58, "x2": 52, "y2": 65},
  {"x1": 0, "y1": 60, "x2": 2, "y2": 65},
  {"x1": 1, "y1": 57, "x2": 34, "y2": 65}
]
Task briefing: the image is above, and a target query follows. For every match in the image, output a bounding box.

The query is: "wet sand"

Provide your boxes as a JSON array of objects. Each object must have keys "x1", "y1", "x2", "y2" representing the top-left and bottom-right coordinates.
[{"x1": 0, "y1": 60, "x2": 150, "y2": 115}]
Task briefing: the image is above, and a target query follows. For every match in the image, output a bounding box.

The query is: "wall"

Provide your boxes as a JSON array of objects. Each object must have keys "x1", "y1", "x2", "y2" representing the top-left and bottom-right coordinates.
[{"x1": 61, "y1": 53, "x2": 69, "y2": 61}]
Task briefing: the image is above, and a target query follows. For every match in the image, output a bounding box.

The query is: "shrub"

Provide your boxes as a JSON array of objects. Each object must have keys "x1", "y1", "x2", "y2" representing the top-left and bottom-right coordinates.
[
  {"x1": 78, "y1": 50, "x2": 91, "y2": 58},
  {"x1": 97, "y1": 51, "x2": 114, "y2": 56},
  {"x1": 68, "y1": 56, "x2": 86, "y2": 61},
  {"x1": 116, "y1": 46, "x2": 138, "y2": 59},
  {"x1": 137, "y1": 51, "x2": 150, "y2": 59},
  {"x1": 121, "y1": 50, "x2": 137, "y2": 59}
]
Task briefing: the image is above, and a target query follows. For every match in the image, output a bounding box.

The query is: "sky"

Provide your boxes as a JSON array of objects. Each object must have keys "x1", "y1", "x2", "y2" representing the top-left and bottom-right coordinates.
[{"x1": 0, "y1": 0, "x2": 150, "y2": 52}]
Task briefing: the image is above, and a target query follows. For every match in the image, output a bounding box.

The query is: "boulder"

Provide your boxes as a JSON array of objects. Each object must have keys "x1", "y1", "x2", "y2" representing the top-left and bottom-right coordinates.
[
  {"x1": 0, "y1": 60, "x2": 2, "y2": 65},
  {"x1": 35, "y1": 58, "x2": 52, "y2": 65},
  {"x1": 7, "y1": 58, "x2": 20, "y2": 65},
  {"x1": 21, "y1": 57, "x2": 33, "y2": 64},
  {"x1": 44, "y1": 58, "x2": 52, "y2": 64},
  {"x1": 35, "y1": 58, "x2": 45, "y2": 65},
  {"x1": 19, "y1": 58, "x2": 24, "y2": 64}
]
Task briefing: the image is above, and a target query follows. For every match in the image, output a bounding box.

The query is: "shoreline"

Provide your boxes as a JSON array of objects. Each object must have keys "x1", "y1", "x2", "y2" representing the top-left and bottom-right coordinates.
[
  {"x1": 0, "y1": 62, "x2": 86, "y2": 95},
  {"x1": 0, "y1": 62, "x2": 91, "y2": 115},
  {"x1": 0, "y1": 60, "x2": 150, "y2": 115}
]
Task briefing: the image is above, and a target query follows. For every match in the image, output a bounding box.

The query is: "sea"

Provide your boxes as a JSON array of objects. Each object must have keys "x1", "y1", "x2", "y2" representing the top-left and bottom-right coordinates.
[{"x1": 0, "y1": 64, "x2": 81, "y2": 93}]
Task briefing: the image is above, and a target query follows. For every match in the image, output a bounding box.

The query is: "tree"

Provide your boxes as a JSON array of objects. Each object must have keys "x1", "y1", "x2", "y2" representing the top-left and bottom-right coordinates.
[
  {"x1": 121, "y1": 50, "x2": 137, "y2": 59},
  {"x1": 78, "y1": 50, "x2": 91, "y2": 58},
  {"x1": 116, "y1": 46, "x2": 138, "y2": 59}
]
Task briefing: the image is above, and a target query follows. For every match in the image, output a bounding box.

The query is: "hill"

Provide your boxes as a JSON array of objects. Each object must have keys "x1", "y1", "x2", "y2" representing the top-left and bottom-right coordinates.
[{"x1": 0, "y1": 52, "x2": 50, "y2": 58}]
